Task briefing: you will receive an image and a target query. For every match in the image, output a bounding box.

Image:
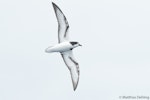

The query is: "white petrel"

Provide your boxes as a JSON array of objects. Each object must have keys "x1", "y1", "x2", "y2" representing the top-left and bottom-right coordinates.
[{"x1": 45, "y1": 2, "x2": 82, "y2": 91}]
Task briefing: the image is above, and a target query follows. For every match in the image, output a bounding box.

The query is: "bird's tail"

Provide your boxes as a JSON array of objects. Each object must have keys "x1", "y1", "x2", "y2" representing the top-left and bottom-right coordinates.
[{"x1": 45, "y1": 46, "x2": 54, "y2": 53}]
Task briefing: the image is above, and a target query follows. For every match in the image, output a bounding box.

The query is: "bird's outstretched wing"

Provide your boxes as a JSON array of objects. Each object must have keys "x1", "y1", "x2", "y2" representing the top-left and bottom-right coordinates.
[
  {"x1": 52, "y1": 2, "x2": 69, "y2": 43},
  {"x1": 61, "y1": 51, "x2": 80, "y2": 91}
]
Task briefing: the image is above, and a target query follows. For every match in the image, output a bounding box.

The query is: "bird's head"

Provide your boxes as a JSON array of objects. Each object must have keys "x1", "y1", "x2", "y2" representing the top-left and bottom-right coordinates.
[{"x1": 70, "y1": 41, "x2": 82, "y2": 48}]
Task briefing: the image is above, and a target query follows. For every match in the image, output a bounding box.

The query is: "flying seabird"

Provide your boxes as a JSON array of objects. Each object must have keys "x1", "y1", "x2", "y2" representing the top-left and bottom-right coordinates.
[{"x1": 45, "y1": 2, "x2": 82, "y2": 91}]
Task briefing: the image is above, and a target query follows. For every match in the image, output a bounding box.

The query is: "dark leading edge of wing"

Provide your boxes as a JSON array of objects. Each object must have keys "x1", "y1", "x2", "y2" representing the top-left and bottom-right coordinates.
[
  {"x1": 61, "y1": 51, "x2": 80, "y2": 91},
  {"x1": 52, "y1": 2, "x2": 70, "y2": 43}
]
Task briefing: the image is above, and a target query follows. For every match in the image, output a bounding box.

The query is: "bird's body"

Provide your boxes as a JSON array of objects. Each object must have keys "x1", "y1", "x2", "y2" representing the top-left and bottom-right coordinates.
[
  {"x1": 46, "y1": 42, "x2": 72, "y2": 53},
  {"x1": 45, "y1": 2, "x2": 81, "y2": 91}
]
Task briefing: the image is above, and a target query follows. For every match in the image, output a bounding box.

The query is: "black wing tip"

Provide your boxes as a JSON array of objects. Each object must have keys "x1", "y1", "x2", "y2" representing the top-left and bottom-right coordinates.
[
  {"x1": 52, "y1": 2, "x2": 57, "y2": 9},
  {"x1": 52, "y1": 2, "x2": 63, "y2": 14},
  {"x1": 73, "y1": 77, "x2": 79, "y2": 91},
  {"x1": 74, "y1": 87, "x2": 77, "y2": 91},
  {"x1": 52, "y1": 2, "x2": 56, "y2": 6},
  {"x1": 73, "y1": 82, "x2": 78, "y2": 91},
  {"x1": 73, "y1": 84, "x2": 77, "y2": 91},
  {"x1": 52, "y1": 2, "x2": 60, "y2": 9}
]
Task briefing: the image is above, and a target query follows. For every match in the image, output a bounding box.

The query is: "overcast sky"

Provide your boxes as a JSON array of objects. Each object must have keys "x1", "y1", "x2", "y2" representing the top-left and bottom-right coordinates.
[{"x1": 0, "y1": 0, "x2": 150, "y2": 100}]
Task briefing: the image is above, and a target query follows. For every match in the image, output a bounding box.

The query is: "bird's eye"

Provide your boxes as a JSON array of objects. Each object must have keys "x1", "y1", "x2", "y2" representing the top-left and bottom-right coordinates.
[{"x1": 70, "y1": 42, "x2": 77, "y2": 46}]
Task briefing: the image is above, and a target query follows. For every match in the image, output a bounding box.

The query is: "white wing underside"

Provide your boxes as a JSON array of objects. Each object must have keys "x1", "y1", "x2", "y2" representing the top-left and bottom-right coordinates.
[
  {"x1": 52, "y1": 3, "x2": 79, "y2": 91},
  {"x1": 52, "y1": 3, "x2": 69, "y2": 43},
  {"x1": 61, "y1": 51, "x2": 80, "y2": 91}
]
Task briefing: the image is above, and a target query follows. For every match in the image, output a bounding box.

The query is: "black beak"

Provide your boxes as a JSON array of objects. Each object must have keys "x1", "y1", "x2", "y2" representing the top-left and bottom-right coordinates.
[{"x1": 79, "y1": 44, "x2": 82, "y2": 46}]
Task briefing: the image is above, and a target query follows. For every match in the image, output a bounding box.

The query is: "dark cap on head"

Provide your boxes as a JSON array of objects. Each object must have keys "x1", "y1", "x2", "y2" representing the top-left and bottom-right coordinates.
[{"x1": 70, "y1": 42, "x2": 78, "y2": 46}]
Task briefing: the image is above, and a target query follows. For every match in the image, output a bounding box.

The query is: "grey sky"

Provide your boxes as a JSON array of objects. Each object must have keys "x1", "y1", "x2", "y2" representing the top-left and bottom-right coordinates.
[{"x1": 0, "y1": 0, "x2": 150, "y2": 100}]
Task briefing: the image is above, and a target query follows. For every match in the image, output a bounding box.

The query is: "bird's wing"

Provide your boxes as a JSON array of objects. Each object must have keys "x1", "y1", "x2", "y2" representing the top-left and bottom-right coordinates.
[
  {"x1": 61, "y1": 50, "x2": 80, "y2": 91},
  {"x1": 52, "y1": 2, "x2": 69, "y2": 43}
]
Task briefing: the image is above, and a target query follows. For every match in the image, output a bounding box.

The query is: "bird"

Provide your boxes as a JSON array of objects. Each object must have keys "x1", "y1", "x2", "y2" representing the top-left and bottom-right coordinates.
[{"x1": 45, "y1": 2, "x2": 82, "y2": 91}]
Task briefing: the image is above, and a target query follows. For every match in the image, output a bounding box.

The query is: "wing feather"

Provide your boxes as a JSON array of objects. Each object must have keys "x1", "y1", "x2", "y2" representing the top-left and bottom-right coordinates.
[
  {"x1": 52, "y1": 2, "x2": 69, "y2": 43},
  {"x1": 61, "y1": 51, "x2": 80, "y2": 91}
]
